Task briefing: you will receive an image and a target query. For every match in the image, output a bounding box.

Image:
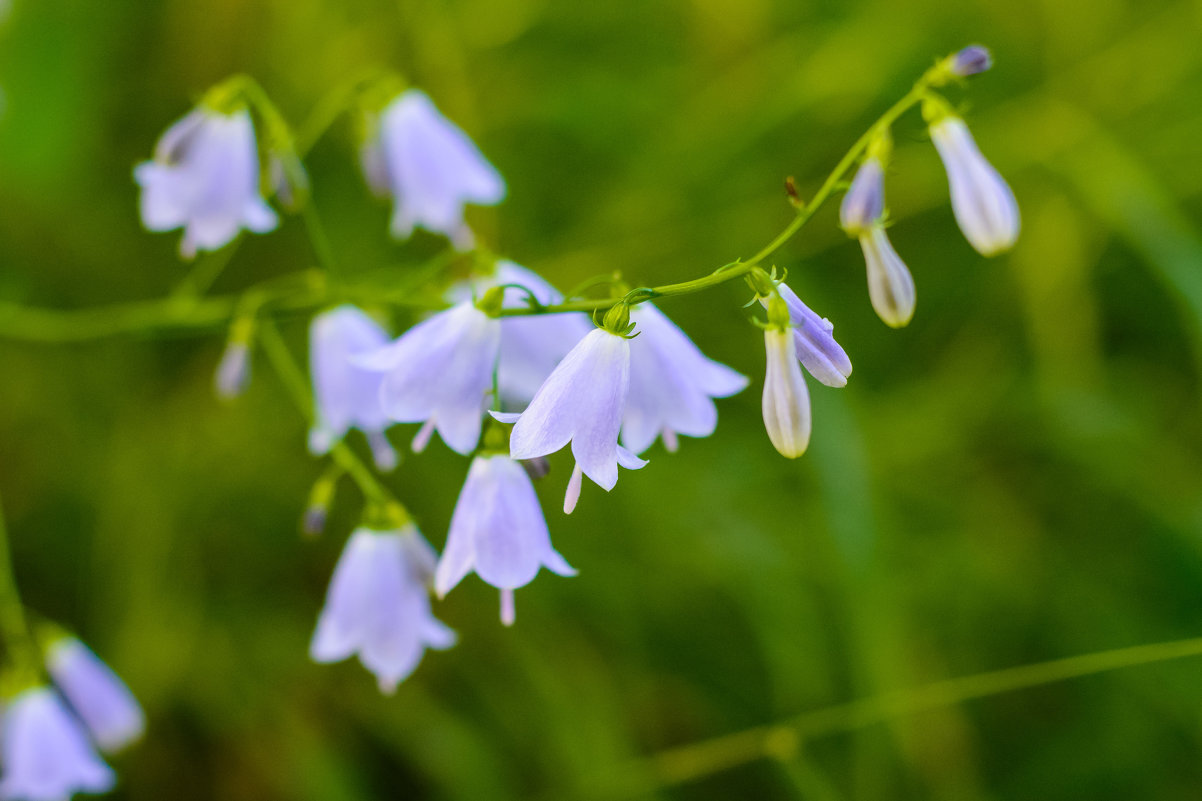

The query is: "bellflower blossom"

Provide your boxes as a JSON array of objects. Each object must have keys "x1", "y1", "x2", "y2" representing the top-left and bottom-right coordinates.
[
  {"x1": 929, "y1": 113, "x2": 1020, "y2": 256},
  {"x1": 46, "y1": 639, "x2": 145, "y2": 754},
  {"x1": 135, "y1": 107, "x2": 278, "y2": 258},
  {"x1": 501, "y1": 327, "x2": 646, "y2": 514},
  {"x1": 758, "y1": 287, "x2": 851, "y2": 458},
  {"x1": 622, "y1": 303, "x2": 748, "y2": 455},
  {"x1": 310, "y1": 527, "x2": 455, "y2": 693},
  {"x1": 360, "y1": 301, "x2": 501, "y2": 456},
  {"x1": 436, "y1": 454, "x2": 575, "y2": 625},
  {"x1": 840, "y1": 155, "x2": 916, "y2": 327},
  {"x1": 309, "y1": 306, "x2": 397, "y2": 470},
  {"x1": 362, "y1": 90, "x2": 505, "y2": 246},
  {"x1": 0, "y1": 687, "x2": 115, "y2": 801},
  {"x1": 449, "y1": 261, "x2": 592, "y2": 407}
]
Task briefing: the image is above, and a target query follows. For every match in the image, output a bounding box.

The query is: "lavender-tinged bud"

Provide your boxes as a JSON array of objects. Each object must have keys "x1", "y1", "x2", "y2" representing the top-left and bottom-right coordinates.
[
  {"x1": 928, "y1": 114, "x2": 1020, "y2": 256},
  {"x1": 214, "y1": 340, "x2": 251, "y2": 400},
  {"x1": 762, "y1": 327, "x2": 811, "y2": 459},
  {"x1": 950, "y1": 45, "x2": 993, "y2": 77},
  {"x1": 0, "y1": 687, "x2": 115, "y2": 800},
  {"x1": 840, "y1": 156, "x2": 886, "y2": 236},
  {"x1": 45, "y1": 638, "x2": 145, "y2": 753},
  {"x1": 302, "y1": 506, "x2": 327, "y2": 538},
  {"x1": 775, "y1": 284, "x2": 854, "y2": 386},
  {"x1": 860, "y1": 226, "x2": 916, "y2": 328}
]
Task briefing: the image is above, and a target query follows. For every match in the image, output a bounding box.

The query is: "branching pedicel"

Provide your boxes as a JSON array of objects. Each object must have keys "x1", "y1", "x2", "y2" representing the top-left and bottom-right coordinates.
[{"x1": 0, "y1": 46, "x2": 1020, "y2": 799}]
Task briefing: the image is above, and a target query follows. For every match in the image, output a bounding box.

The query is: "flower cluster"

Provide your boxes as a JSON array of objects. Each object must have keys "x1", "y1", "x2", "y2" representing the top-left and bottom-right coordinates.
[{"x1": 121, "y1": 47, "x2": 1020, "y2": 701}]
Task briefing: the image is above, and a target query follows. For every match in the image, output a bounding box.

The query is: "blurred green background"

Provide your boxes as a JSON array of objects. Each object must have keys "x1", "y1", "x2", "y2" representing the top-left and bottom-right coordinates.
[{"x1": 2, "y1": 0, "x2": 1202, "y2": 799}]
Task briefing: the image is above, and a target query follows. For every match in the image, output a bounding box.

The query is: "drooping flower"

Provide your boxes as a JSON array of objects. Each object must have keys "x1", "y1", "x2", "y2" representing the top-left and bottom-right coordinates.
[
  {"x1": 310, "y1": 527, "x2": 455, "y2": 694},
  {"x1": 448, "y1": 261, "x2": 592, "y2": 407},
  {"x1": 757, "y1": 286, "x2": 851, "y2": 458},
  {"x1": 359, "y1": 301, "x2": 501, "y2": 456},
  {"x1": 435, "y1": 454, "x2": 575, "y2": 625},
  {"x1": 309, "y1": 305, "x2": 397, "y2": 470},
  {"x1": 45, "y1": 639, "x2": 144, "y2": 754},
  {"x1": 929, "y1": 113, "x2": 1020, "y2": 256},
  {"x1": 840, "y1": 154, "x2": 916, "y2": 328},
  {"x1": 621, "y1": 303, "x2": 747, "y2": 455},
  {"x1": 502, "y1": 326, "x2": 646, "y2": 514},
  {"x1": 135, "y1": 107, "x2": 278, "y2": 259},
  {"x1": 0, "y1": 687, "x2": 115, "y2": 801},
  {"x1": 361, "y1": 90, "x2": 505, "y2": 246}
]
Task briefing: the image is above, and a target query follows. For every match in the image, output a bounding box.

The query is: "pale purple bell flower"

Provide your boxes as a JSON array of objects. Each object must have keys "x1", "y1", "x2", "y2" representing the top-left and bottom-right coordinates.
[
  {"x1": 766, "y1": 284, "x2": 853, "y2": 387},
  {"x1": 435, "y1": 454, "x2": 575, "y2": 625},
  {"x1": 839, "y1": 156, "x2": 916, "y2": 328},
  {"x1": 362, "y1": 90, "x2": 505, "y2": 245},
  {"x1": 359, "y1": 301, "x2": 501, "y2": 456},
  {"x1": 135, "y1": 107, "x2": 278, "y2": 259},
  {"x1": 762, "y1": 327, "x2": 812, "y2": 459},
  {"x1": 45, "y1": 639, "x2": 144, "y2": 754},
  {"x1": 448, "y1": 261, "x2": 592, "y2": 407},
  {"x1": 0, "y1": 687, "x2": 115, "y2": 801},
  {"x1": 309, "y1": 306, "x2": 397, "y2": 470},
  {"x1": 501, "y1": 327, "x2": 646, "y2": 514},
  {"x1": 930, "y1": 115, "x2": 1020, "y2": 256},
  {"x1": 310, "y1": 527, "x2": 455, "y2": 694},
  {"x1": 621, "y1": 303, "x2": 747, "y2": 455}
]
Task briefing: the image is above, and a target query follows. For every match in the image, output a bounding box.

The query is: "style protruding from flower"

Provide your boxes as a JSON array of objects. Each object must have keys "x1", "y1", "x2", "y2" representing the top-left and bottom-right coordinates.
[
  {"x1": 310, "y1": 526, "x2": 455, "y2": 694},
  {"x1": 45, "y1": 638, "x2": 145, "y2": 755},
  {"x1": 449, "y1": 260, "x2": 592, "y2": 407},
  {"x1": 359, "y1": 299, "x2": 502, "y2": 456},
  {"x1": 622, "y1": 303, "x2": 748, "y2": 455},
  {"x1": 135, "y1": 106, "x2": 278, "y2": 259},
  {"x1": 840, "y1": 132, "x2": 916, "y2": 328},
  {"x1": 926, "y1": 98, "x2": 1020, "y2": 257},
  {"x1": 499, "y1": 305, "x2": 646, "y2": 515},
  {"x1": 309, "y1": 305, "x2": 397, "y2": 470},
  {"x1": 361, "y1": 89, "x2": 505, "y2": 247},
  {"x1": 436, "y1": 452, "x2": 575, "y2": 625},
  {"x1": 0, "y1": 687, "x2": 115, "y2": 800},
  {"x1": 753, "y1": 276, "x2": 851, "y2": 459}
]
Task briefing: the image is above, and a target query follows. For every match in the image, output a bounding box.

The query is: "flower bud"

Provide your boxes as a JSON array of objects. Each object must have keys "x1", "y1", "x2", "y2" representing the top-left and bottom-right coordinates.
[
  {"x1": 840, "y1": 156, "x2": 885, "y2": 236},
  {"x1": 949, "y1": 45, "x2": 993, "y2": 77},
  {"x1": 860, "y1": 226, "x2": 916, "y2": 328},
  {"x1": 762, "y1": 328, "x2": 811, "y2": 458},
  {"x1": 929, "y1": 115, "x2": 1020, "y2": 256},
  {"x1": 214, "y1": 340, "x2": 251, "y2": 400}
]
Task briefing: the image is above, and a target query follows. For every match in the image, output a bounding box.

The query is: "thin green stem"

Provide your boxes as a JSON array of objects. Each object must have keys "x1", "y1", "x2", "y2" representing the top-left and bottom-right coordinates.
[
  {"x1": 0, "y1": 494, "x2": 40, "y2": 686},
  {"x1": 170, "y1": 240, "x2": 242, "y2": 301},
  {"x1": 628, "y1": 635, "x2": 1202, "y2": 793},
  {"x1": 299, "y1": 199, "x2": 341, "y2": 276},
  {"x1": 256, "y1": 319, "x2": 399, "y2": 510}
]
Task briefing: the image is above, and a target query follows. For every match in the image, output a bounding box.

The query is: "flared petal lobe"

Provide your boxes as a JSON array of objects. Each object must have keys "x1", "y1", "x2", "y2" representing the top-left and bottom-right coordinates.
[
  {"x1": 310, "y1": 528, "x2": 454, "y2": 693},
  {"x1": 762, "y1": 328, "x2": 812, "y2": 458},
  {"x1": 365, "y1": 90, "x2": 505, "y2": 243},
  {"x1": 930, "y1": 116, "x2": 1019, "y2": 257},
  {"x1": 0, "y1": 687, "x2": 115, "y2": 801},
  {"x1": 135, "y1": 107, "x2": 278, "y2": 258},
  {"x1": 46, "y1": 639, "x2": 145, "y2": 753}
]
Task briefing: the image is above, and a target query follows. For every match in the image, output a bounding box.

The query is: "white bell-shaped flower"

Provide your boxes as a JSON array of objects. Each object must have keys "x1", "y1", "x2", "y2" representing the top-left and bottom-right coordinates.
[
  {"x1": 135, "y1": 107, "x2": 278, "y2": 258},
  {"x1": 762, "y1": 327, "x2": 812, "y2": 459},
  {"x1": 502, "y1": 327, "x2": 646, "y2": 514},
  {"x1": 0, "y1": 686, "x2": 115, "y2": 800},
  {"x1": 309, "y1": 306, "x2": 397, "y2": 469},
  {"x1": 310, "y1": 527, "x2": 455, "y2": 694},
  {"x1": 622, "y1": 303, "x2": 747, "y2": 455},
  {"x1": 436, "y1": 454, "x2": 575, "y2": 625},
  {"x1": 448, "y1": 261, "x2": 592, "y2": 407},
  {"x1": 45, "y1": 639, "x2": 144, "y2": 754},
  {"x1": 930, "y1": 115, "x2": 1020, "y2": 256},
  {"x1": 362, "y1": 90, "x2": 505, "y2": 245},
  {"x1": 360, "y1": 301, "x2": 501, "y2": 456}
]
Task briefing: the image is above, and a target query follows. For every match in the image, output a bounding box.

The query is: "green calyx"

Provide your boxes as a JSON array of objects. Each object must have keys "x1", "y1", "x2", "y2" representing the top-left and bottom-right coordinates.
[
  {"x1": 766, "y1": 291, "x2": 792, "y2": 330},
  {"x1": 362, "y1": 500, "x2": 411, "y2": 532},
  {"x1": 475, "y1": 286, "x2": 507, "y2": 317},
  {"x1": 600, "y1": 302, "x2": 636, "y2": 337},
  {"x1": 746, "y1": 267, "x2": 778, "y2": 300},
  {"x1": 921, "y1": 94, "x2": 957, "y2": 126}
]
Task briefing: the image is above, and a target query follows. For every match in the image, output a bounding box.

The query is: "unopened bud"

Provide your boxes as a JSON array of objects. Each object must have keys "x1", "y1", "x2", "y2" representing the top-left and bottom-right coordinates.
[
  {"x1": 949, "y1": 45, "x2": 993, "y2": 77},
  {"x1": 302, "y1": 506, "x2": 327, "y2": 538},
  {"x1": 521, "y1": 456, "x2": 551, "y2": 480},
  {"x1": 214, "y1": 341, "x2": 251, "y2": 400}
]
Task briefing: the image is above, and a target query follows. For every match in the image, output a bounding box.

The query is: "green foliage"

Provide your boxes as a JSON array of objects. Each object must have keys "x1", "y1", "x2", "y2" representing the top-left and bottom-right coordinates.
[{"x1": 1, "y1": 0, "x2": 1201, "y2": 799}]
